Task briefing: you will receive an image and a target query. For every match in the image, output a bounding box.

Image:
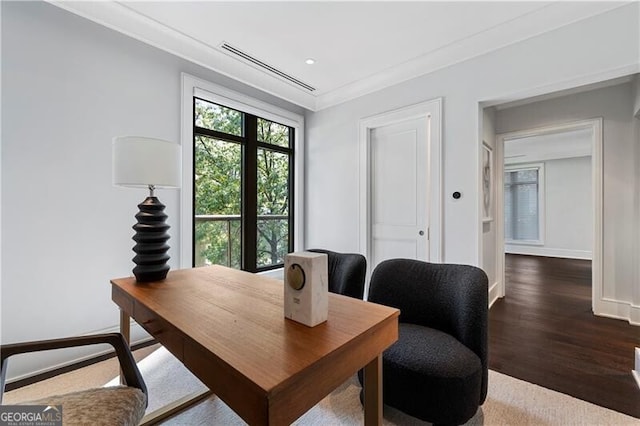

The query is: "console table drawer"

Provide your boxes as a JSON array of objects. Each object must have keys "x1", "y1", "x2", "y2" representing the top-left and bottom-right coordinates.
[{"x1": 134, "y1": 302, "x2": 184, "y2": 361}]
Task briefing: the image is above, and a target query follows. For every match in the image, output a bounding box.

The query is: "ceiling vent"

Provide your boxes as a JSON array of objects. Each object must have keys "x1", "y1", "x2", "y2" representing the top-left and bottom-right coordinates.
[{"x1": 219, "y1": 42, "x2": 316, "y2": 92}]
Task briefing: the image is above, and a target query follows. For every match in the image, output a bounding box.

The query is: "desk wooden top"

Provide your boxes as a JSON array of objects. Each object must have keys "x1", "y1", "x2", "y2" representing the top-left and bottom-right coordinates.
[{"x1": 112, "y1": 265, "x2": 398, "y2": 425}]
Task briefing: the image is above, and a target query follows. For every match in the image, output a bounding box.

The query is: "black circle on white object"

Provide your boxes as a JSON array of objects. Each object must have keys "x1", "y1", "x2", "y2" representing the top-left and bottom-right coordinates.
[{"x1": 452, "y1": 191, "x2": 461, "y2": 199}]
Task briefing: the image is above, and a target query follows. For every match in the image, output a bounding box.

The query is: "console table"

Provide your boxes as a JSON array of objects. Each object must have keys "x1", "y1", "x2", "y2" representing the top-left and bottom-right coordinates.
[{"x1": 111, "y1": 265, "x2": 399, "y2": 425}]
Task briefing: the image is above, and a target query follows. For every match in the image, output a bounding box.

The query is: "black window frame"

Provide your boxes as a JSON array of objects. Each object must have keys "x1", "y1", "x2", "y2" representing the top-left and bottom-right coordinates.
[{"x1": 192, "y1": 96, "x2": 295, "y2": 272}]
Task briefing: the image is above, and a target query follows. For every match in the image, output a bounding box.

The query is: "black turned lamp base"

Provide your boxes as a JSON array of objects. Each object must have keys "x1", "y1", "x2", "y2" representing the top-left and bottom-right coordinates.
[{"x1": 132, "y1": 196, "x2": 171, "y2": 282}]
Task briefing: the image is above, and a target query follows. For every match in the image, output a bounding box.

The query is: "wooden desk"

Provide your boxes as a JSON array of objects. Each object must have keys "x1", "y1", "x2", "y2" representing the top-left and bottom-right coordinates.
[{"x1": 111, "y1": 265, "x2": 399, "y2": 425}]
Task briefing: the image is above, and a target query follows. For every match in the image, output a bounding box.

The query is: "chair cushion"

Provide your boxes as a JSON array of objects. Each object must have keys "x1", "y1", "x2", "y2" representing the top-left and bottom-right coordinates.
[
  {"x1": 25, "y1": 386, "x2": 146, "y2": 426},
  {"x1": 383, "y1": 323, "x2": 483, "y2": 424}
]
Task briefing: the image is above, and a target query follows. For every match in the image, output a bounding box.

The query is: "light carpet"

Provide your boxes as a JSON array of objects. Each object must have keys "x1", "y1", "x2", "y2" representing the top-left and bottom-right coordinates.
[
  {"x1": 6, "y1": 346, "x2": 638, "y2": 425},
  {"x1": 120, "y1": 347, "x2": 639, "y2": 425}
]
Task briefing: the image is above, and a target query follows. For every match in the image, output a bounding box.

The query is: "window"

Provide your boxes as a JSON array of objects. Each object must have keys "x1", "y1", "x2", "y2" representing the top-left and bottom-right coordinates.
[
  {"x1": 193, "y1": 97, "x2": 294, "y2": 272},
  {"x1": 181, "y1": 75, "x2": 304, "y2": 274},
  {"x1": 504, "y1": 164, "x2": 544, "y2": 244}
]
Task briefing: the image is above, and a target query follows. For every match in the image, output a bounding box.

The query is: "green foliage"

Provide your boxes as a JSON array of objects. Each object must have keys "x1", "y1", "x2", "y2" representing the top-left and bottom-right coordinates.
[
  {"x1": 256, "y1": 149, "x2": 289, "y2": 266},
  {"x1": 195, "y1": 99, "x2": 243, "y2": 136},
  {"x1": 258, "y1": 118, "x2": 289, "y2": 147},
  {"x1": 194, "y1": 220, "x2": 241, "y2": 269},
  {"x1": 194, "y1": 99, "x2": 291, "y2": 269},
  {"x1": 195, "y1": 136, "x2": 241, "y2": 215}
]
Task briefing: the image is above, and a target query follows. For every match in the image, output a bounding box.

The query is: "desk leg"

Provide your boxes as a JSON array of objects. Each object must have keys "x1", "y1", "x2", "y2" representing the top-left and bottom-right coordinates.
[
  {"x1": 118, "y1": 309, "x2": 212, "y2": 424},
  {"x1": 120, "y1": 309, "x2": 131, "y2": 344},
  {"x1": 119, "y1": 310, "x2": 131, "y2": 385},
  {"x1": 363, "y1": 354, "x2": 383, "y2": 426}
]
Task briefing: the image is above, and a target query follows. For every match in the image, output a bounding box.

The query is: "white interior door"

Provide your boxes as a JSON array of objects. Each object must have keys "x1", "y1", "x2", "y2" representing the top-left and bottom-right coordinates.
[{"x1": 370, "y1": 117, "x2": 429, "y2": 269}]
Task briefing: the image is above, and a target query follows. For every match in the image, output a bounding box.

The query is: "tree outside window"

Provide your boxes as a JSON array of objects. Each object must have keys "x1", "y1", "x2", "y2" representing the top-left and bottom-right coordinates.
[{"x1": 193, "y1": 98, "x2": 293, "y2": 271}]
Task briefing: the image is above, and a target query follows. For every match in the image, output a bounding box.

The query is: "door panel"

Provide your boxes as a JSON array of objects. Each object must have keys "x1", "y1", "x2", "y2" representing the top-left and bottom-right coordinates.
[
  {"x1": 373, "y1": 239, "x2": 418, "y2": 263},
  {"x1": 370, "y1": 117, "x2": 428, "y2": 269},
  {"x1": 372, "y1": 130, "x2": 417, "y2": 226}
]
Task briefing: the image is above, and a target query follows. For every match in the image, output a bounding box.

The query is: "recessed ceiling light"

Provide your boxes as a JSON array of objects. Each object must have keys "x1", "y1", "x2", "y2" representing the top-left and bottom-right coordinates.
[{"x1": 305, "y1": 58, "x2": 316, "y2": 65}]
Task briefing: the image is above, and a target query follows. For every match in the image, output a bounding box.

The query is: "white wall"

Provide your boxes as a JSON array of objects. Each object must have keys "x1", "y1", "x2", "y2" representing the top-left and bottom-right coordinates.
[
  {"x1": 634, "y1": 92, "x2": 640, "y2": 324},
  {"x1": 496, "y1": 82, "x2": 637, "y2": 320},
  {"x1": 2, "y1": 1, "x2": 640, "y2": 380},
  {"x1": 0, "y1": 1, "x2": 303, "y2": 380},
  {"x1": 634, "y1": 75, "x2": 640, "y2": 117},
  {"x1": 543, "y1": 157, "x2": 593, "y2": 255},
  {"x1": 505, "y1": 156, "x2": 592, "y2": 259},
  {"x1": 481, "y1": 108, "x2": 497, "y2": 295},
  {"x1": 0, "y1": 0, "x2": 3, "y2": 346},
  {"x1": 305, "y1": 3, "x2": 639, "y2": 268}
]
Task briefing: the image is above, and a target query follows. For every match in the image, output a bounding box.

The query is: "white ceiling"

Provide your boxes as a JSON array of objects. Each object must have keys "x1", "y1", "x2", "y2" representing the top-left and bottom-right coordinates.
[{"x1": 50, "y1": 1, "x2": 628, "y2": 111}]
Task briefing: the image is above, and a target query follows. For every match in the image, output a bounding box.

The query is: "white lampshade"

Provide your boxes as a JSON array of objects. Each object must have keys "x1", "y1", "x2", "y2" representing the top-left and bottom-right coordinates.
[{"x1": 112, "y1": 136, "x2": 181, "y2": 188}]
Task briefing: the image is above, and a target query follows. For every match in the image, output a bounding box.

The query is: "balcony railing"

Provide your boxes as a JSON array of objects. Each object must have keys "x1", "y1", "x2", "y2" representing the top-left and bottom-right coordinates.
[{"x1": 194, "y1": 214, "x2": 288, "y2": 268}]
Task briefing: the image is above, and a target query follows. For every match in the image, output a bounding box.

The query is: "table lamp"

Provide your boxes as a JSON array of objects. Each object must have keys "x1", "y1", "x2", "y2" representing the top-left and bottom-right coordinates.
[{"x1": 112, "y1": 136, "x2": 181, "y2": 282}]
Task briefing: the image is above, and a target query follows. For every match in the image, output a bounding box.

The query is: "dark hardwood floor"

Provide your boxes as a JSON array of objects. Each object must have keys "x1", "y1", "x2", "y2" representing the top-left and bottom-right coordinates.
[{"x1": 489, "y1": 254, "x2": 640, "y2": 418}]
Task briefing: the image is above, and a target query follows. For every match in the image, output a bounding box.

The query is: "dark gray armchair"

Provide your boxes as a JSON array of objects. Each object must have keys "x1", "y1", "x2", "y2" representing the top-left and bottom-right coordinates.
[
  {"x1": 361, "y1": 259, "x2": 488, "y2": 425},
  {"x1": 307, "y1": 248, "x2": 366, "y2": 299}
]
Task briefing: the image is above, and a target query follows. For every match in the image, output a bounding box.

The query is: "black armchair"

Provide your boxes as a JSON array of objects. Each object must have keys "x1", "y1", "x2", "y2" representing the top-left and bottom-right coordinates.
[
  {"x1": 1, "y1": 333, "x2": 147, "y2": 425},
  {"x1": 362, "y1": 259, "x2": 488, "y2": 425},
  {"x1": 307, "y1": 248, "x2": 367, "y2": 299}
]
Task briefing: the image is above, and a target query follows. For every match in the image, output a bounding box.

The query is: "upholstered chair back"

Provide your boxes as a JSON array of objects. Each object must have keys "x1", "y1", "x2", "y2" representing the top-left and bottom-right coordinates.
[
  {"x1": 307, "y1": 249, "x2": 367, "y2": 300},
  {"x1": 368, "y1": 258, "x2": 488, "y2": 403}
]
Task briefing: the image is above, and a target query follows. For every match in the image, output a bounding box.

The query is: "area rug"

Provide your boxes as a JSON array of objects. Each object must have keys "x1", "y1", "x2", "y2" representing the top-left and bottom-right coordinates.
[{"x1": 116, "y1": 346, "x2": 638, "y2": 425}]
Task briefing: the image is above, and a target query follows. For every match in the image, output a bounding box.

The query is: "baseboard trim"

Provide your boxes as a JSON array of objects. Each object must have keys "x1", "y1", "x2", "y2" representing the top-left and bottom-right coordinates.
[
  {"x1": 505, "y1": 246, "x2": 592, "y2": 260},
  {"x1": 630, "y1": 303, "x2": 640, "y2": 325},
  {"x1": 489, "y1": 280, "x2": 501, "y2": 308},
  {"x1": 594, "y1": 298, "x2": 640, "y2": 326}
]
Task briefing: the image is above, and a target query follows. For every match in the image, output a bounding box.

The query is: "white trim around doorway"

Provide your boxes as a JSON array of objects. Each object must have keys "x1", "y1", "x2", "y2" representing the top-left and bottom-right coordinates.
[
  {"x1": 358, "y1": 99, "x2": 443, "y2": 296},
  {"x1": 494, "y1": 118, "x2": 606, "y2": 318}
]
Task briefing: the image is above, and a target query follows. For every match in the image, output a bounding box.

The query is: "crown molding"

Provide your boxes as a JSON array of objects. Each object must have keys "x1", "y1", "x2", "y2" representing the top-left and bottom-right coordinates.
[
  {"x1": 48, "y1": 1, "x2": 318, "y2": 110},
  {"x1": 314, "y1": 2, "x2": 630, "y2": 110},
  {"x1": 48, "y1": 1, "x2": 630, "y2": 112}
]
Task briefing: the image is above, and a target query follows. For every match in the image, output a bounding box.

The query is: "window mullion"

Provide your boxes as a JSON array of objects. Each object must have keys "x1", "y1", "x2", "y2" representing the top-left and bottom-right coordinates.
[
  {"x1": 195, "y1": 126, "x2": 244, "y2": 144},
  {"x1": 288, "y1": 128, "x2": 295, "y2": 254},
  {"x1": 243, "y1": 114, "x2": 258, "y2": 272},
  {"x1": 192, "y1": 95, "x2": 295, "y2": 271},
  {"x1": 256, "y1": 142, "x2": 292, "y2": 155}
]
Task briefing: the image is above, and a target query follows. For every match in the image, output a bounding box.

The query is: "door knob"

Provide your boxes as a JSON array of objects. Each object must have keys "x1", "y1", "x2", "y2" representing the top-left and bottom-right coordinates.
[{"x1": 418, "y1": 230, "x2": 424, "y2": 236}]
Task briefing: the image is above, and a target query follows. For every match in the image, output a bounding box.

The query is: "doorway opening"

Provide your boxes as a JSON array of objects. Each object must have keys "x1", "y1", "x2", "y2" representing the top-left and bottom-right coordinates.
[{"x1": 494, "y1": 119, "x2": 603, "y2": 313}]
